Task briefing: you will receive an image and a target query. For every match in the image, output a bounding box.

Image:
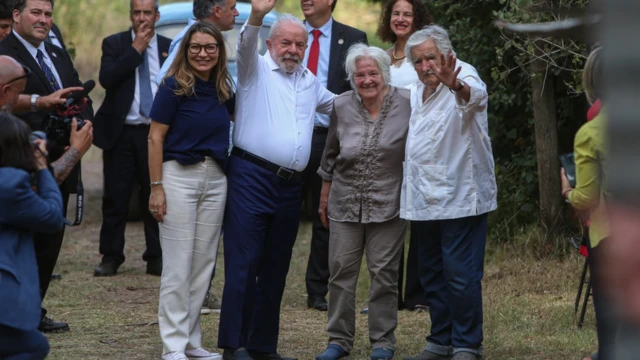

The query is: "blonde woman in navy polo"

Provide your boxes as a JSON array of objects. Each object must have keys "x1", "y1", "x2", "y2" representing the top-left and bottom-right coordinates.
[{"x1": 147, "y1": 22, "x2": 233, "y2": 360}]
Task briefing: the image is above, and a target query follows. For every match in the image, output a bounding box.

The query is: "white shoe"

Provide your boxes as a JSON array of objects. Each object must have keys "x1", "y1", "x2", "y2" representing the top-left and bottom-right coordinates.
[
  {"x1": 200, "y1": 308, "x2": 213, "y2": 315},
  {"x1": 162, "y1": 352, "x2": 189, "y2": 360},
  {"x1": 185, "y1": 347, "x2": 222, "y2": 360}
]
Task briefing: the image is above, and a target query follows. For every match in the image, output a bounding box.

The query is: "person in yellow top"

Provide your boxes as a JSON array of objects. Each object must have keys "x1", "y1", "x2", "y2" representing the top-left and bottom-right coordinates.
[{"x1": 561, "y1": 46, "x2": 615, "y2": 360}]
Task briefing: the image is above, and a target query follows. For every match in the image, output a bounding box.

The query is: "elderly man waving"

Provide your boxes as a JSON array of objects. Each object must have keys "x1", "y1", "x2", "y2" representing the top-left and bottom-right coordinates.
[
  {"x1": 401, "y1": 26, "x2": 497, "y2": 360},
  {"x1": 217, "y1": 0, "x2": 334, "y2": 359}
]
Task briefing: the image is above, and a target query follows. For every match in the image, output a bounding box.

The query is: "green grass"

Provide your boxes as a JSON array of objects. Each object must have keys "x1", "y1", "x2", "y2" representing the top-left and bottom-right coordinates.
[{"x1": 42, "y1": 147, "x2": 598, "y2": 359}]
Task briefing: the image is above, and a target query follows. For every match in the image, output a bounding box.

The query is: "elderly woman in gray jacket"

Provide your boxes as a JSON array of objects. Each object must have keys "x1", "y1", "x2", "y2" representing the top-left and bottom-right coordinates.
[{"x1": 316, "y1": 44, "x2": 411, "y2": 360}]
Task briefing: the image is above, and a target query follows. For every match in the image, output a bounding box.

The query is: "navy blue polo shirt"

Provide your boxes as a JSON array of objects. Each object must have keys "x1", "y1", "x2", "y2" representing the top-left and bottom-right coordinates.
[{"x1": 150, "y1": 76, "x2": 232, "y2": 168}]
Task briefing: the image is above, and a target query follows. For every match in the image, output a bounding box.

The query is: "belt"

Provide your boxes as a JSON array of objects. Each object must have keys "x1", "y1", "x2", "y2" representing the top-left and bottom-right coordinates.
[
  {"x1": 313, "y1": 126, "x2": 329, "y2": 134},
  {"x1": 231, "y1": 147, "x2": 302, "y2": 180},
  {"x1": 124, "y1": 123, "x2": 150, "y2": 128}
]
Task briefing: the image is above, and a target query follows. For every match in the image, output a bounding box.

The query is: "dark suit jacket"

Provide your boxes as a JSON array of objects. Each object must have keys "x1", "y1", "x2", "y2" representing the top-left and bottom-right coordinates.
[
  {"x1": 93, "y1": 31, "x2": 171, "y2": 150},
  {"x1": 326, "y1": 20, "x2": 368, "y2": 95},
  {"x1": 0, "y1": 168, "x2": 64, "y2": 331},
  {"x1": 0, "y1": 31, "x2": 94, "y2": 192}
]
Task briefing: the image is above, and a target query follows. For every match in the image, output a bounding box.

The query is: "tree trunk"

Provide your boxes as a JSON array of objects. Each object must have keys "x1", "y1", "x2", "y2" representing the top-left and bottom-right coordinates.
[{"x1": 530, "y1": 41, "x2": 563, "y2": 239}]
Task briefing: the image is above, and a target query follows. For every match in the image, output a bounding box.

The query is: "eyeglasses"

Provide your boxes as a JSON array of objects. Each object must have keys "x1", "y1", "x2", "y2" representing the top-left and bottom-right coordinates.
[
  {"x1": 188, "y1": 43, "x2": 219, "y2": 55},
  {"x1": 1, "y1": 65, "x2": 32, "y2": 86}
]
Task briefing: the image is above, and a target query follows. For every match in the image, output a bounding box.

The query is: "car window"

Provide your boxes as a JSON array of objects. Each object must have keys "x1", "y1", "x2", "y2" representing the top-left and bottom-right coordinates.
[{"x1": 155, "y1": 23, "x2": 270, "y2": 63}]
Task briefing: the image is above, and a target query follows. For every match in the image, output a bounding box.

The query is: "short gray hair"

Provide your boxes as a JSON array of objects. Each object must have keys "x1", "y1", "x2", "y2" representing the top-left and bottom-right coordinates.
[
  {"x1": 268, "y1": 13, "x2": 306, "y2": 40},
  {"x1": 344, "y1": 44, "x2": 391, "y2": 89},
  {"x1": 193, "y1": 0, "x2": 225, "y2": 19},
  {"x1": 130, "y1": 0, "x2": 159, "y2": 11},
  {"x1": 405, "y1": 25, "x2": 454, "y2": 65}
]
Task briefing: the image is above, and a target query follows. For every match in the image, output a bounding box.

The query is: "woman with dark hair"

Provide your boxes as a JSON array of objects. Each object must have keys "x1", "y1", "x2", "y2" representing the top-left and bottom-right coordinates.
[
  {"x1": 0, "y1": 112, "x2": 65, "y2": 360},
  {"x1": 372, "y1": 0, "x2": 433, "y2": 314},
  {"x1": 376, "y1": 0, "x2": 432, "y2": 88},
  {"x1": 148, "y1": 21, "x2": 234, "y2": 360}
]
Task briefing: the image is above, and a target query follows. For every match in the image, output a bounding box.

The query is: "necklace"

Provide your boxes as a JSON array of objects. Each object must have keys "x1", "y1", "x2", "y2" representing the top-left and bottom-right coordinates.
[{"x1": 392, "y1": 45, "x2": 406, "y2": 61}]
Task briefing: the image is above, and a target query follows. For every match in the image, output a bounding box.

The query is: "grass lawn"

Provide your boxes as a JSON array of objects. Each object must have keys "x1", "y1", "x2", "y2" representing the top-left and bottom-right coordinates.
[{"x1": 43, "y1": 148, "x2": 596, "y2": 359}]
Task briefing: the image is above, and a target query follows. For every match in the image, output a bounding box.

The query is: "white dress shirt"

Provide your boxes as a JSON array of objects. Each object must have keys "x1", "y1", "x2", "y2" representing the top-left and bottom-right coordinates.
[
  {"x1": 13, "y1": 30, "x2": 63, "y2": 90},
  {"x1": 400, "y1": 60, "x2": 497, "y2": 221},
  {"x1": 125, "y1": 30, "x2": 160, "y2": 125},
  {"x1": 302, "y1": 18, "x2": 332, "y2": 128},
  {"x1": 233, "y1": 22, "x2": 334, "y2": 172}
]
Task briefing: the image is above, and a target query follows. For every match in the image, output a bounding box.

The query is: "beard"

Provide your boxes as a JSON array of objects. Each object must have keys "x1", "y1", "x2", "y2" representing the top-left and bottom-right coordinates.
[{"x1": 271, "y1": 50, "x2": 301, "y2": 73}]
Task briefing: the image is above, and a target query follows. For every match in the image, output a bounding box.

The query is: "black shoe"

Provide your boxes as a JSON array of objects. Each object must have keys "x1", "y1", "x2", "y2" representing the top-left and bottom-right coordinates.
[
  {"x1": 223, "y1": 348, "x2": 254, "y2": 360},
  {"x1": 146, "y1": 258, "x2": 162, "y2": 276},
  {"x1": 249, "y1": 351, "x2": 297, "y2": 360},
  {"x1": 38, "y1": 316, "x2": 70, "y2": 333},
  {"x1": 307, "y1": 295, "x2": 328, "y2": 311},
  {"x1": 94, "y1": 260, "x2": 120, "y2": 277}
]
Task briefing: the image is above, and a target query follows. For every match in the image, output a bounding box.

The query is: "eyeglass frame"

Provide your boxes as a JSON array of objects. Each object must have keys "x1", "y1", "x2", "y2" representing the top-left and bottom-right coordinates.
[
  {"x1": 187, "y1": 43, "x2": 220, "y2": 55},
  {"x1": 1, "y1": 64, "x2": 32, "y2": 86}
]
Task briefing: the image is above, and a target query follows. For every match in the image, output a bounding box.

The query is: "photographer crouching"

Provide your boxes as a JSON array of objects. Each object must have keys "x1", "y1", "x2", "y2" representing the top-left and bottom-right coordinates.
[
  {"x1": 0, "y1": 0, "x2": 94, "y2": 333},
  {"x1": 0, "y1": 112, "x2": 65, "y2": 359}
]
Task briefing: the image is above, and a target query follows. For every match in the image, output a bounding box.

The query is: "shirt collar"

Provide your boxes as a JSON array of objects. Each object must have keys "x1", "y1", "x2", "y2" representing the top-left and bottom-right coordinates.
[
  {"x1": 13, "y1": 29, "x2": 47, "y2": 60},
  {"x1": 415, "y1": 80, "x2": 449, "y2": 104},
  {"x1": 305, "y1": 17, "x2": 333, "y2": 38}
]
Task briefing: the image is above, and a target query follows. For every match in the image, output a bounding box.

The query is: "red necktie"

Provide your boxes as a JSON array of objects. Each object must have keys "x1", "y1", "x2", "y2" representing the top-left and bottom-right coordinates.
[{"x1": 307, "y1": 29, "x2": 322, "y2": 75}]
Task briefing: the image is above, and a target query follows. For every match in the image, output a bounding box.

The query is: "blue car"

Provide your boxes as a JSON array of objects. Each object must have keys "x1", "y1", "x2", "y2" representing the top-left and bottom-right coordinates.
[{"x1": 155, "y1": 1, "x2": 279, "y2": 80}]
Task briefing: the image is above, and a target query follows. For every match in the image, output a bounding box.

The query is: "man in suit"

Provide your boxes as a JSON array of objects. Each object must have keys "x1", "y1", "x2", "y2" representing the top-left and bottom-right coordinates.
[
  {"x1": 92, "y1": 0, "x2": 170, "y2": 277},
  {"x1": 0, "y1": 0, "x2": 95, "y2": 333},
  {"x1": 300, "y1": 0, "x2": 367, "y2": 311}
]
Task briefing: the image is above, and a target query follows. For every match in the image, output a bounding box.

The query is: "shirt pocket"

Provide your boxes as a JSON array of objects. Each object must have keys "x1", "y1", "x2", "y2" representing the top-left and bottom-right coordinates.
[{"x1": 408, "y1": 163, "x2": 451, "y2": 210}]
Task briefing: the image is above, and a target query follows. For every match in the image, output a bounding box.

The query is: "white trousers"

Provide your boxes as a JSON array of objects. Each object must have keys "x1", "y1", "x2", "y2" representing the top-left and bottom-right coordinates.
[{"x1": 158, "y1": 158, "x2": 227, "y2": 353}]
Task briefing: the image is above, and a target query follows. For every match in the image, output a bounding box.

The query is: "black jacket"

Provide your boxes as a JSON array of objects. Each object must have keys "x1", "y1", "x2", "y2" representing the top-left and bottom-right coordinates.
[
  {"x1": 93, "y1": 30, "x2": 171, "y2": 150},
  {"x1": 325, "y1": 20, "x2": 368, "y2": 95}
]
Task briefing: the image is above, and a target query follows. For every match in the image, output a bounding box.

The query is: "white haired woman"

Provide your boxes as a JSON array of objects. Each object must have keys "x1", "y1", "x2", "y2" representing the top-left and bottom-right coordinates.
[{"x1": 316, "y1": 44, "x2": 411, "y2": 360}]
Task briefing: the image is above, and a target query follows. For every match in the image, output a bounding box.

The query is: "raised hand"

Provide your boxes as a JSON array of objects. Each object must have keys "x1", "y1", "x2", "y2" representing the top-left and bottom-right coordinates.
[
  {"x1": 132, "y1": 22, "x2": 153, "y2": 54},
  {"x1": 428, "y1": 52, "x2": 462, "y2": 90},
  {"x1": 249, "y1": 0, "x2": 277, "y2": 26}
]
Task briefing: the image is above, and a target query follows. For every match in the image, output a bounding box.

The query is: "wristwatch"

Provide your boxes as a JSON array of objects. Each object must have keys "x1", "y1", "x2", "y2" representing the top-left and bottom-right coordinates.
[
  {"x1": 449, "y1": 79, "x2": 465, "y2": 93},
  {"x1": 30, "y1": 94, "x2": 40, "y2": 112}
]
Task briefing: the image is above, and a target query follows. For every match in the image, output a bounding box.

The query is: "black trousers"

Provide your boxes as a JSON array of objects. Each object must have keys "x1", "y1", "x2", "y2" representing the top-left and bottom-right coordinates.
[
  {"x1": 304, "y1": 129, "x2": 331, "y2": 298},
  {"x1": 34, "y1": 189, "x2": 69, "y2": 318},
  {"x1": 99, "y1": 125, "x2": 160, "y2": 264}
]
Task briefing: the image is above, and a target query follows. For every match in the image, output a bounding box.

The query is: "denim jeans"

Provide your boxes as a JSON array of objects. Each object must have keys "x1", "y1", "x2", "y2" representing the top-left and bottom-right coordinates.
[{"x1": 413, "y1": 213, "x2": 487, "y2": 356}]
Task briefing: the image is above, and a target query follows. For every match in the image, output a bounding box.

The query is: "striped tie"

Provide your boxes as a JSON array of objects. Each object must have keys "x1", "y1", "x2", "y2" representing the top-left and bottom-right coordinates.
[{"x1": 36, "y1": 49, "x2": 61, "y2": 91}]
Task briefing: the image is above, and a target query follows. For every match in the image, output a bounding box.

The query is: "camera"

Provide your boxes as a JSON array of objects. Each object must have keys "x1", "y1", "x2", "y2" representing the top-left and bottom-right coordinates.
[
  {"x1": 44, "y1": 114, "x2": 86, "y2": 147},
  {"x1": 43, "y1": 80, "x2": 95, "y2": 147}
]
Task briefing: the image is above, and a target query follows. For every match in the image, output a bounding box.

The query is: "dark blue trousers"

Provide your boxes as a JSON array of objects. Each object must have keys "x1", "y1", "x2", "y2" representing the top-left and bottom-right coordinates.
[
  {"x1": 217, "y1": 156, "x2": 302, "y2": 353},
  {"x1": 0, "y1": 325, "x2": 49, "y2": 360},
  {"x1": 413, "y1": 214, "x2": 487, "y2": 355}
]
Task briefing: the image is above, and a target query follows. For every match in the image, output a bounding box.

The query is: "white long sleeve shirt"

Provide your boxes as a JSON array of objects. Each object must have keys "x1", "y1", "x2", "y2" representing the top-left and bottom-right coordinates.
[
  {"x1": 400, "y1": 60, "x2": 497, "y2": 221},
  {"x1": 233, "y1": 22, "x2": 335, "y2": 172}
]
